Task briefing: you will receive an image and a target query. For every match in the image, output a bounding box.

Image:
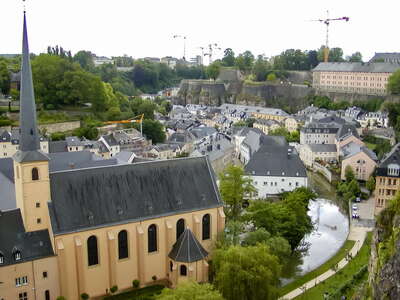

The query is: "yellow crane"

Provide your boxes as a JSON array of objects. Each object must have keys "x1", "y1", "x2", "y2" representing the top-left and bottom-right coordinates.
[
  {"x1": 310, "y1": 11, "x2": 350, "y2": 62},
  {"x1": 104, "y1": 114, "x2": 144, "y2": 136}
]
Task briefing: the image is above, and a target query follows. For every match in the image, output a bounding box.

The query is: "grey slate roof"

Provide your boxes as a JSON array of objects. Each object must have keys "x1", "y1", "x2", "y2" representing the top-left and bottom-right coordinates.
[
  {"x1": 370, "y1": 53, "x2": 400, "y2": 63},
  {"x1": 49, "y1": 141, "x2": 68, "y2": 153},
  {"x1": 376, "y1": 144, "x2": 400, "y2": 177},
  {"x1": 341, "y1": 142, "x2": 378, "y2": 161},
  {"x1": 308, "y1": 144, "x2": 337, "y2": 153},
  {"x1": 48, "y1": 156, "x2": 221, "y2": 235},
  {"x1": 102, "y1": 134, "x2": 119, "y2": 147},
  {"x1": 0, "y1": 158, "x2": 15, "y2": 211},
  {"x1": 168, "y1": 228, "x2": 208, "y2": 263},
  {"x1": 66, "y1": 136, "x2": 83, "y2": 147},
  {"x1": 0, "y1": 209, "x2": 54, "y2": 267},
  {"x1": 245, "y1": 144, "x2": 307, "y2": 177},
  {"x1": 313, "y1": 62, "x2": 400, "y2": 73}
]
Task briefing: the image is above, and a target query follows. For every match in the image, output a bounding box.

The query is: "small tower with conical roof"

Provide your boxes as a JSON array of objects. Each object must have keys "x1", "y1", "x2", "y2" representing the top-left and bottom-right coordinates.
[{"x1": 13, "y1": 11, "x2": 51, "y2": 233}]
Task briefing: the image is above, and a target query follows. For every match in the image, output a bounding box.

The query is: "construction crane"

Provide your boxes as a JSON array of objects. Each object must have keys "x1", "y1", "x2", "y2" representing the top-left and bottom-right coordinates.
[
  {"x1": 173, "y1": 35, "x2": 187, "y2": 61},
  {"x1": 104, "y1": 114, "x2": 144, "y2": 136},
  {"x1": 204, "y1": 43, "x2": 221, "y2": 64},
  {"x1": 310, "y1": 11, "x2": 349, "y2": 62}
]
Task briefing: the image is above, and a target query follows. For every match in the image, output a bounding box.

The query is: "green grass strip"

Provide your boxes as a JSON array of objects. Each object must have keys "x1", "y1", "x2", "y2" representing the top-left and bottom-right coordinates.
[
  {"x1": 294, "y1": 232, "x2": 372, "y2": 300},
  {"x1": 279, "y1": 240, "x2": 355, "y2": 296}
]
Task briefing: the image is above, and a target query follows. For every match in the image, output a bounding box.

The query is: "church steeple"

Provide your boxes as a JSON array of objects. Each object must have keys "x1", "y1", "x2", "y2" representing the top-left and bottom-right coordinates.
[{"x1": 13, "y1": 11, "x2": 49, "y2": 162}]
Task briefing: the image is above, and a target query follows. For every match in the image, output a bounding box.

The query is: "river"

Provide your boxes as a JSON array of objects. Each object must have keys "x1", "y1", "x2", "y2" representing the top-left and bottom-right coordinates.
[{"x1": 281, "y1": 172, "x2": 349, "y2": 284}]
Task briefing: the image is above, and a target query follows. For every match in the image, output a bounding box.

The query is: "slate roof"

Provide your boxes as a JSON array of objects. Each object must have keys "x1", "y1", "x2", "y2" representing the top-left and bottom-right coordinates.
[
  {"x1": 369, "y1": 53, "x2": 400, "y2": 63},
  {"x1": 48, "y1": 156, "x2": 221, "y2": 235},
  {"x1": 341, "y1": 142, "x2": 378, "y2": 161},
  {"x1": 376, "y1": 144, "x2": 400, "y2": 177},
  {"x1": 0, "y1": 209, "x2": 54, "y2": 267},
  {"x1": 308, "y1": 144, "x2": 337, "y2": 153},
  {"x1": 168, "y1": 228, "x2": 208, "y2": 263},
  {"x1": 245, "y1": 144, "x2": 307, "y2": 177},
  {"x1": 313, "y1": 62, "x2": 400, "y2": 73},
  {"x1": 66, "y1": 136, "x2": 83, "y2": 147},
  {"x1": 168, "y1": 131, "x2": 196, "y2": 143},
  {"x1": 189, "y1": 127, "x2": 217, "y2": 139},
  {"x1": 102, "y1": 134, "x2": 119, "y2": 147},
  {"x1": 0, "y1": 158, "x2": 15, "y2": 211},
  {"x1": 49, "y1": 140, "x2": 68, "y2": 153}
]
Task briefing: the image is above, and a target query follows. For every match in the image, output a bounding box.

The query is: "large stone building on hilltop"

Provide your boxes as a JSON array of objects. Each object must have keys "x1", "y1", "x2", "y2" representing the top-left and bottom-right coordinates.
[
  {"x1": 0, "y1": 13, "x2": 225, "y2": 300},
  {"x1": 312, "y1": 62, "x2": 400, "y2": 95}
]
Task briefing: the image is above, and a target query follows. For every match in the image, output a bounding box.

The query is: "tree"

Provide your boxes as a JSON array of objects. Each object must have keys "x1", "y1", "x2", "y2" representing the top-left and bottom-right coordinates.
[
  {"x1": 213, "y1": 244, "x2": 281, "y2": 300},
  {"x1": 388, "y1": 70, "x2": 400, "y2": 95},
  {"x1": 245, "y1": 188, "x2": 315, "y2": 249},
  {"x1": 307, "y1": 50, "x2": 319, "y2": 68},
  {"x1": 252, "y1": 55, "x2": 269, "y2": 81},
  {"x1": 206, "y1": 61, "x2": 221, "y2": 80},
  {"x1": 80, "y1": 293, "x2": 89, "y2": 300},
  {"x1": 345, "y1": 165, "x2": 355, "y2": 182},
  {"x1": 140, "y1": 119, "x2": 166, "y2": 143},
  {"x1": 0, "y1": 60, "x2": 11, "y2": 95},
  {"x1": 218, "y1": 165, "x2": 255, "y2": 220},
  {"x1": 366, "y1": 176, "x2": 376, "y2": 193},
  {"x1": 222, "y1": 48, "x2": 236, "y2": 67},
  {"x1": 347, "y1": 52, "x2": 363, "y2": 62},
  {"x1": 156, "y1": 281, "x2": 224, "y2": 300},
  {"x1": 73, "y1": 50, "x2": 95, "y2": 71},
  {"x1": 266, "y1": 73, "x2": 276, "y2": 81}
]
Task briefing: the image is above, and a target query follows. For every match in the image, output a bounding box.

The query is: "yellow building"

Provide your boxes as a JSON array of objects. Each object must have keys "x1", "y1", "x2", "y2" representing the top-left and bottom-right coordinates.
[
  {"x1": 0, "y1": 12, "x2": 225, "y2": 300},
  {"x1": 375, "y1": 144, "x2": 400, "y2": 215}
]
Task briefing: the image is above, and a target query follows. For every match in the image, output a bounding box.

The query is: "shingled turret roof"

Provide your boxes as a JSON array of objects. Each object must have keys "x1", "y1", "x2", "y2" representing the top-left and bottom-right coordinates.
[{"x1": 168, "y1": 228, "x2": 208, "y2": 263}]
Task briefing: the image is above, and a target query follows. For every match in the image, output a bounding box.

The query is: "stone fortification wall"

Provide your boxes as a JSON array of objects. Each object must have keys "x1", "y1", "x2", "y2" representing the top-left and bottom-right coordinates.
[
  {"x1": 38, "y1": 120, "x2": 81, "y2": 133},
  {"x1": 286, "y1": 71, "x2": 312, "y2": 85}
]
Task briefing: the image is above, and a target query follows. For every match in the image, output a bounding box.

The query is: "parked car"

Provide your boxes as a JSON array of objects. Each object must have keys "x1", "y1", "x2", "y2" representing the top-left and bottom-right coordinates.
[
  {"x1": 355, "y1": 197, "x2": 361, "y2": 203},
  {"x1": 352, "y1": 204, "x2": 358, "y2": 210},
  {"x1": 352, "y1": 212, "x2": 360, "y2": 219}
]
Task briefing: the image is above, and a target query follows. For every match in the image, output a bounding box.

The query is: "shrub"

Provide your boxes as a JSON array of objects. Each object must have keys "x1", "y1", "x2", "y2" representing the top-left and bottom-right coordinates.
[
  {"x1": 0, "y1": 119, "x2": 12, "y2": 126},
  {"x1": 110, "y1": 285, "x2": 118, "y2": 294},
  {"x1": 132, "y1": 279, "x2": 140, "y2": 289},
  {"x1": 56, "y1": 297, "x2": 66, "y2": 300},
  {"x1": 80, "y1": 293, "x2": 89, "y2": 300},
  {"x1": 152, "y1": 275, "x2": 157, "y2": 281}
]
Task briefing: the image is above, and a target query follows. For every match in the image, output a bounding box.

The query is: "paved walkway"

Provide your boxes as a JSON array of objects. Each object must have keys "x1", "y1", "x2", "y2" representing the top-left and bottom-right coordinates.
[{"x1": 279, "y1": 226, "x2": 370, "y2": 300}]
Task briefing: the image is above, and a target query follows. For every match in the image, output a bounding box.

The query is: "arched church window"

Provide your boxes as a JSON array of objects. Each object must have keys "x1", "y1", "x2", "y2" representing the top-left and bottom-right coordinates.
[
  {"x1": 148, "y1": 224, "x2": 158, "y2": 253},
  {"x1": 32, "y1": 167, "x2": 39, "y2": 181},
  {"x1": 118, "y1": 230, "x2": 129, "y2": 259},
  {"x1": 176, "y1": 218, "x2": 185, "y2": 240},
  {"x1": 87, "y1": 235, "x2": 99, "y2": 266},
  {"x1": 202, "y1": 214, "x2": 211, "y2": 240}
]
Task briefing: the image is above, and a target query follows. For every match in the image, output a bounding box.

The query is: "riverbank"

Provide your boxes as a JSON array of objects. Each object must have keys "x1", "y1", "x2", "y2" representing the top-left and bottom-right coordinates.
[{"x1": 280, "y1": 226, "x2": 370, "y2": 299}]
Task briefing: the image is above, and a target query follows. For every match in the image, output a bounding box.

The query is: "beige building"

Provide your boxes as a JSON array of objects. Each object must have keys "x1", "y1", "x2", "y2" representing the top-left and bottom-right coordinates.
[
  {"x1": 253, "y1": 119, "x2": 281, "y2": 135},
  {"x1": 375, "y1": 144, "x2": 400, "y2": 215},
  {"x1": 284, "y1": 117, "x2": 300, "y2": 133},
  {"x1": 312, "y1": 62, "x2": 400, "y2": 95},
  {"x1": 0, "y1": 129, "x2": 48, "y2": 158},
  {"x1": 340, "y1": 142, "x2": 377, "y2": 181},
  {"x1": 1, "y1": 14, "x2": 225, "y2": 300},
  {"x1": 299, "y1": 144, "x2": 337, "y2": 168}
]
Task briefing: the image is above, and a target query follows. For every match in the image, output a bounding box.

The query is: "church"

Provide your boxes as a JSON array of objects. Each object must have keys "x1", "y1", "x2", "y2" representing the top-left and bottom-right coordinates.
[{"x1": 0, "y1": 12, "x2": 225, "y2": 300}]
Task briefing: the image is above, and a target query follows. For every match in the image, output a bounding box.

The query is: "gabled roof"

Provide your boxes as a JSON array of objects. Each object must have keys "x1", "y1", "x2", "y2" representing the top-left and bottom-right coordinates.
[
  {"x1": 102, "y1": 134, "x2": 119, "y2": 147},
  {"x1": 377, "y1": 143, "x2": 400, "y2": 172},
  {"x1": 168, "y1": 228, "x2": 208, "y2": 263},
  {"x1": 48, "y1": 156, "x2": 222, "y2": 235},
  {"x1": 341, "y1": 142, "x2": 378, "y2": 161},
  {"x1": 0, "y1": 209, "x2": 54, "y2": 267},
  {"x1": 66, "y1": 136, "x2": 83, "y2": 147},
  {"x1": 49, "y1": 141, "x2": 68, "y2": 153}
]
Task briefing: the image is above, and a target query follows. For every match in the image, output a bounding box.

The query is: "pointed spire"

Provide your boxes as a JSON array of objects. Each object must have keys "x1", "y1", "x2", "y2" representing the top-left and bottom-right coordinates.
[{"x1": 13, "y1": 10, "x2": 49, "y2": 163}]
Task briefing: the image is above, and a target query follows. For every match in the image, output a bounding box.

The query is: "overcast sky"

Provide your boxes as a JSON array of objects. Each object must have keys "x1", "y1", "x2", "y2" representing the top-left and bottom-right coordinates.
[{"x1": 1, "y1": 0, "x2": 399, "y2": 63}]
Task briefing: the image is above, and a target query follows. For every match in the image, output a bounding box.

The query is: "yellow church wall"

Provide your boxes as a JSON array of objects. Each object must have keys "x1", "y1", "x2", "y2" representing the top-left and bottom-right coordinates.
[{"x1": 54, "y1": 207, "x2": 224, "y2": 299}]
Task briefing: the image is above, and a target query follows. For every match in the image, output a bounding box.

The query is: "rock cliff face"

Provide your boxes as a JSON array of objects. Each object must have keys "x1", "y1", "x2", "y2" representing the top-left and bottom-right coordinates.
[
  {"x1": 177, "y1": 69, "x2": 313, "y2": 112},
  {"x1": 369, "y1": 211, "x2": 400, "y2": 299}
]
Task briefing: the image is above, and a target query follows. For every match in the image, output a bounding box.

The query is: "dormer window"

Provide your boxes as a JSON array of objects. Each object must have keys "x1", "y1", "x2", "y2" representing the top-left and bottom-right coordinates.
[
  {"x1": 13, "y1": 249, "x2": 21, "y2": 261},
  {"x1": 388, "y1": 164, "x2": 400, "y2": 176}
]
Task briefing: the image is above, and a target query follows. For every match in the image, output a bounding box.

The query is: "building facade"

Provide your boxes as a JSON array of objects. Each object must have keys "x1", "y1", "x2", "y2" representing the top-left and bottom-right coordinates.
[{"x1": 312, "y1": 62, "x2": 400, "y2": 95}]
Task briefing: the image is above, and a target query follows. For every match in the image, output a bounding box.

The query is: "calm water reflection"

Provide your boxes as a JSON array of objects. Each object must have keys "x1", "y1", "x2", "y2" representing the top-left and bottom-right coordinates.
[{"x1": 281, "y1": 172, "x2": 349, "y2": 284}]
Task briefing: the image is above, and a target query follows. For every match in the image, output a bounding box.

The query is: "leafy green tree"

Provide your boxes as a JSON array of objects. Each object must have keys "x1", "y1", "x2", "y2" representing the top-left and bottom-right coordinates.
[
  {"x1": 307, "y1": 50, "x2": 319, "y2": 68},
  {"x1": 10, "y1": 88, "x2": 20, "y2": 100},
  {"x1": 156, "y1": 281, "x2": 224, "y2": 300},
  {"x1": 345, "y1": 165, "x2": 355, "y2": 182},
  {"x1": 216, "y1": 220, "x2": 245, "y2": 248},
  {"x1": 347, "y1": 52, "x2": 363, "y2": 62},
  {"x1": 72, "y1": 125, "x2": 99, "y2": 140},
  {"x1": 366, "y1": 176, "x2": 376, "y2": 193},
  {"x1": 130, "y1": 98, "x2": 157, "y2": 120},
  {"x1": 97, "y1": 63, "x2": 118, "y2": 82},
  {"x1": 388, "y1": 70, "x2": 400, "y2": 95},
  {"x1": 329, "y1": 47, "x2": 345, "y2": 62},
  {"x1": 232, "y1": 120, "x2": 247, "y2": 127},
  {"x1": 242, "y1": 228, "x2": 271, "y2": 246},
  {"x1": 267, "y1": 73, "x2": 277, "y2": 81},
  {"x1": 206, "y1": 61, "x2": 221, "y2": 80},
  {"x1": 219, "y1": 165, "x2": 255, "y2": 220},
  {"x1": 0, "y1": 60, "x2": 11, "y2": 95},
  {"x1": 245, "y1": 188, "x2": 315, "y2": 249},
  {"x1": 213, "y1": 244, "x2": 281, "y2": 300},
  {"x1": 273, "y1": 49, "x2": 309, "y2": 70},
  {"x1": 73, "y1": 50, "x2": 95, "y2": 71},
  {"x1": 222, "y1": 48, "x2": 236, "y2": 67},
  {"x1": 252, "y1": 55, "x2": 269, "y2": 81},
  {"x1": 139, "y1": 119, "x2": 166, "y2": 143}
]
